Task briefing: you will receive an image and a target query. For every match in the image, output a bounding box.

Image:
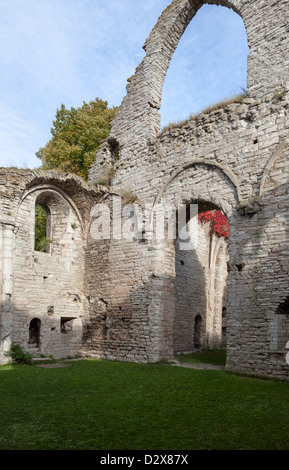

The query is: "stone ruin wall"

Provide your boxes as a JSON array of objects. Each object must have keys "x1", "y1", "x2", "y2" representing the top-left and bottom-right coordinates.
[
  {"x1": 83, "y1": 213, "x2": 158, "y2": 363},
  {"x1": 87, "y1": 0, "x2": 289, "y2": 380},
  {"x1": 87, "y1": 91, "x2": 289, "y2": 378},
  {"x1": 0, "y1": 0, "x2": 289, "y2": 381},
  {"x1": 89, "y1": 0, "x2": 289, "y2": 177},
  {"x1": 83, "y1": 197, "x2": 229, "y2": 363},
  {"x1": 0, "y1": 169, "x2": 101, "y2": 361},
  {"x1": 14, "y1": 187, "x2": 84, "y2": 358}
]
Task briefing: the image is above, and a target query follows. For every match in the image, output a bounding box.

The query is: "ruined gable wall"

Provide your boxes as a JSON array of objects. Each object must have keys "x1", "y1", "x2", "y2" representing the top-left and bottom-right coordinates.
[
  {"x1": 89, "y1": 0, "x2": 289, "y2": 181},
  {"x1": 86, "y1": 0, "x2": 289, "y2": 379}
]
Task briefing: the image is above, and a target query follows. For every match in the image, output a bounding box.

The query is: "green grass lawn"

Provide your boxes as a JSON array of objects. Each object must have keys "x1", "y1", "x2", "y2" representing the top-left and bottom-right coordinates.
[{"x1": 0, "y1": 358, "x2": 289, "y2": 450}]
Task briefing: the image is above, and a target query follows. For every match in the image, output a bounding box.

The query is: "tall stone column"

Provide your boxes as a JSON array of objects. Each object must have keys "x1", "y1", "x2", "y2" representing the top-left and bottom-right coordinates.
[{"x1": 0, "y1": 221, "x2": 15, "y2": 362}]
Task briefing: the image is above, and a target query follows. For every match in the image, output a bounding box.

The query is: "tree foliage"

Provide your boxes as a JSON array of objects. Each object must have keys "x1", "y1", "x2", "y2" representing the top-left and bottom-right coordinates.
[
  {"x1": 35, "y1": 204, "x2": 51, "y2": 252},
  {"x1": 36, "y1": 98, "x2": 117, "y2": 180}
]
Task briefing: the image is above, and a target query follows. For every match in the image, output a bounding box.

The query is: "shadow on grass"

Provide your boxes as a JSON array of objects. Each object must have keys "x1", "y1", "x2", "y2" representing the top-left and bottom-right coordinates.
[{"x1": 176, "y1": 349, "x2": 227, "y2": 366}]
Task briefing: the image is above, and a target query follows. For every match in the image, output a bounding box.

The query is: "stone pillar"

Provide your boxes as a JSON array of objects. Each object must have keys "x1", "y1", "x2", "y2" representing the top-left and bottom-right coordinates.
[
  {"x1": 147, "y1": 238, "x2": 175, "y2": 362},
  {"x1": 0, "y1": 221, "x2": 15, "y2": 362}
]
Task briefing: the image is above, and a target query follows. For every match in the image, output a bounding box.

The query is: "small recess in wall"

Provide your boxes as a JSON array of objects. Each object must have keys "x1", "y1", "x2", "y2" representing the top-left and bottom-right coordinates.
[{"x1": 47, "y1": 306, "x2": 54, "y2": 316}]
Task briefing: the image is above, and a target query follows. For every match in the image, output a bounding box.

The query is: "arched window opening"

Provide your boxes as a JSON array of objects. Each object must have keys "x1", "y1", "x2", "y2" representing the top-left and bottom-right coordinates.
[
  {"x1": 161, "y1": 4, "x2": 249, "y2": 129},
  {"x1": 28, "y1": 318, "x2": 41, "y2": 348},
  {"x1": 35, "y1": 203, "x2": 51, "y2": 252}
]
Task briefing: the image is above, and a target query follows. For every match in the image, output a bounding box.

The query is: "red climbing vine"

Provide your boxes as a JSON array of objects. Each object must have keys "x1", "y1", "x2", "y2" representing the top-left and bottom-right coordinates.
[{"x1": 198, "y1": 210, "x2": 229, "y2": 239}]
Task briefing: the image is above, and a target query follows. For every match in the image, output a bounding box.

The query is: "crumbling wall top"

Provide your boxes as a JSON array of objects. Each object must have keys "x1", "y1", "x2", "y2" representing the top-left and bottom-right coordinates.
[{"x1": 96, "y1": 0, "x2": 289, "y2": 163}]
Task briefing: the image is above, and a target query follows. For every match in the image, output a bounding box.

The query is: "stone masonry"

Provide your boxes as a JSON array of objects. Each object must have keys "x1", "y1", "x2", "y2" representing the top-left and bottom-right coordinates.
[{"x1": 1, "y1": 0, "x2": 289, "y2": 381}]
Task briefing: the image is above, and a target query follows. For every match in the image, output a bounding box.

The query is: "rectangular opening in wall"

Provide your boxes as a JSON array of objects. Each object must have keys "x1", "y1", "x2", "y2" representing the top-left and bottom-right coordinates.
[
  {"x1": 270, "y1": 297, "x2": 289, "y2": 351},
  {"x1": 61, "y1": 317, "x2": 77, "y2": 334}
]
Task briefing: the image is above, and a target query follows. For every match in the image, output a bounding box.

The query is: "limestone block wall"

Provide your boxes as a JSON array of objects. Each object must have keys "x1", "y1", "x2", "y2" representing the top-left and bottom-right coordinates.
[
  {"x1": 174, "y1": 225, "x2": 209, "y2": 353},
  {"x1": 1, "y1": 0, "x2": 289, "y2": 381},
  {"x1": 87, "y1": 0, "x2": 289, "y2": 380},
  {"x1": 226, "y1": 145, "x2": 289, "y2": 381},
  {"x1": 13, "y1": 188, "x2": 84, "y2": 358},
  {"x1": 83, "y1": 195, "x2": 176, "y2": 362},
  {"x1": 0, "y1": 221, "x2": 15, "y2": 362},
  {"x1": 106, "y1": 95, "x2": 288, "y2": 379},
  {"x1": 0, "y1": 169, "x2": 100, "y2": 362}
]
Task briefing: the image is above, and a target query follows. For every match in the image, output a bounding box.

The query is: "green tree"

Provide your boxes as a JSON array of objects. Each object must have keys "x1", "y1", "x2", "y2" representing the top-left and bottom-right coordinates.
[
  {"x1": 34, "y1": 204, "x2": 51, "y2": 252},
  {"x1": 36, "y1": 98, "x2": 117, "y2": 180}
]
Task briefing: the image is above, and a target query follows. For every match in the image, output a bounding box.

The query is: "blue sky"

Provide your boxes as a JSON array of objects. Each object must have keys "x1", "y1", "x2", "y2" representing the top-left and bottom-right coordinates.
[{"x1": 0, "y1": 0, "x2": 249, "y2": 170}]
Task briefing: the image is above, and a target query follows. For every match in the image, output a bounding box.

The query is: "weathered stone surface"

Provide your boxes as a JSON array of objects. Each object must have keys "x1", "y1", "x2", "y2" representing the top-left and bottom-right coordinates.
[
  {"x1": 1, "y1": 0, "x2": 289, "y2": 381},
  {"x1": 0, "y1": 169, "x2": 103, "y2": 361},
  {"x1": 87, "y1": 0, "x2": 289, "y2": 380}
]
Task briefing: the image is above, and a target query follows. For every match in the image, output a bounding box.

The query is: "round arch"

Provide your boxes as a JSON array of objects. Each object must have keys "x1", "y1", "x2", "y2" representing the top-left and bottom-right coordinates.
[
  {"x1": 146, "y1": 160, "x2": 240, "y2": 238},
  {"x1": 110, "y1": 0, "x2": 250, "y2": 146},
  {"x1": 142, "y1": 0, "x2": 245, "y2": 115},
  {"x1": 28, "y1": 318, "x2": 41, "y2": 348},
  {"x1": 153, "y1": 159, "x2": 242, "y2": 208},
  {"x1": 108, "y1": 0, "x2": 287, "y2": 151},
  {"x1": 18, "y1": 184, "x2": 84, "y2": 231}
]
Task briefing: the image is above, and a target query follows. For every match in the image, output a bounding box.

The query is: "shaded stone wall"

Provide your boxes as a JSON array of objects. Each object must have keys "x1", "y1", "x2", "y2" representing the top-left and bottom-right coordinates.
[
  {"x1": 13, "y1": 188, "x2": 84, "y2": 358},
  {"x1": 83, "y1": 195, "x2": 176, "y2": 362},
  {"x1": 0, "y1": 169, "x2": 101, "y2": 362}
]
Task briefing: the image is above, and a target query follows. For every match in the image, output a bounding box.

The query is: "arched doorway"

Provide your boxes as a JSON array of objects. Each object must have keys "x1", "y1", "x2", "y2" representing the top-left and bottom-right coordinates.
[
  {"x1": 28, "y1": 318, "x2": 41, "y2": 348},
  {"x1": 173, "y1": 199, "x2": 229, "y2": 354}
]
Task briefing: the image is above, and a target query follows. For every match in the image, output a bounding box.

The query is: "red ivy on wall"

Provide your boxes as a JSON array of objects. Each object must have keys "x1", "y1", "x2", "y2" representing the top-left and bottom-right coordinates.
[{"x1": 198, "y1": 210, "x2": 229, "y2": 239}]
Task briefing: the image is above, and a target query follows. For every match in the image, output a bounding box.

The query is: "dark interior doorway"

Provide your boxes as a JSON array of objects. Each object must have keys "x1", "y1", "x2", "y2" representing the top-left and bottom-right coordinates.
[{"x1": 28, "y1": 318, "x2": 41, "y2": 348}]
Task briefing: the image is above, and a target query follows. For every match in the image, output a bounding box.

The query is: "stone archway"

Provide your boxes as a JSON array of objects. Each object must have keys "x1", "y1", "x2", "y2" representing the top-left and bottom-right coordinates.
[
  {"x1": 28, "y1": 318, "x2": 41, "y2": 348},
  {"x1": 97, "y1": 0, "x2": 288, "y2": 161},
  {"x1": 173, "y1": 197, "x2": 230, "y2": 354}
]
